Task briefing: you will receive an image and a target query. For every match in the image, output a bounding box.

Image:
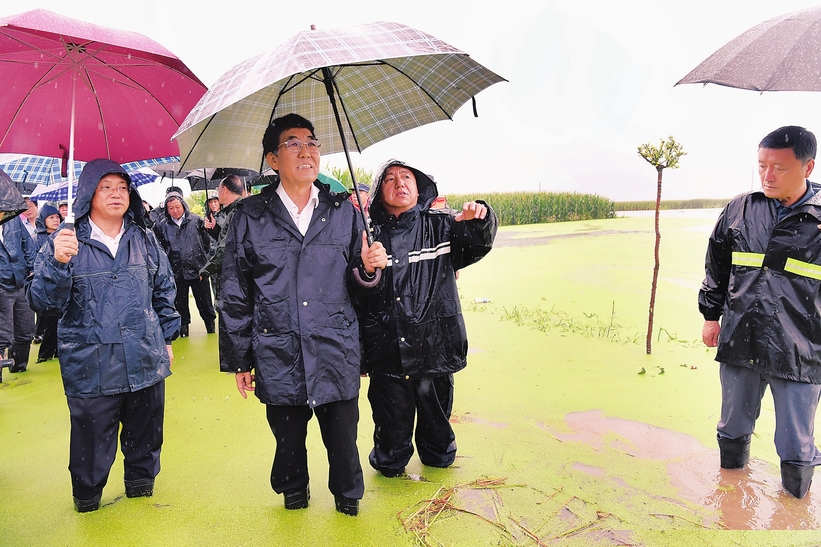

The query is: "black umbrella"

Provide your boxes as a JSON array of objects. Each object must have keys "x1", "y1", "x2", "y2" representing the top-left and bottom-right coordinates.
[{"x1": 0, "y1": 167, "x2": 26, "y2": 226}]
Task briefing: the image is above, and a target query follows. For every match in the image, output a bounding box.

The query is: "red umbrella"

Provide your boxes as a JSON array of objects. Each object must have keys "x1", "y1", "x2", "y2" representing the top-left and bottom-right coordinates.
[{"x1": 0, "y1": 9, "x2": 207, "y2": 221}]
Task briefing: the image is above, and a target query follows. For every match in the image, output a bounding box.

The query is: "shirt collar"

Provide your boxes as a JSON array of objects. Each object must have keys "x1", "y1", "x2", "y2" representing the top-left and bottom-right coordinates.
[{"x1": 276, "y1": 182, "x2": 320, "y2": 216}]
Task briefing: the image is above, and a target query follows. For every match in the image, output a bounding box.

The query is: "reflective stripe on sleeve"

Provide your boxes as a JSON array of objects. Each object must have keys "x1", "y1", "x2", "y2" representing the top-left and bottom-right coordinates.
[
  {"x1": 731, "y1": 252, "x2": 765, "y2": 268},
  {"x1": 785, "y1": 258, "x2": 821, "y2": 281}
]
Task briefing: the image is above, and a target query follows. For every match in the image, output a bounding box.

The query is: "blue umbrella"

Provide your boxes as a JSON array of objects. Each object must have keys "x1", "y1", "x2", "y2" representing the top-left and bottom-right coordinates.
[
  {"x1": 0, "y1": 155, "x2": 180, "y2": 187},
  {"x1": 30, "y1": 166, "x2": 162, "y2": 202}
]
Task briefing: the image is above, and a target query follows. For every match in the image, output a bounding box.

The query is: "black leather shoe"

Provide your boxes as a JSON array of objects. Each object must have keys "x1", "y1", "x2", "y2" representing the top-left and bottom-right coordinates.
[
  {"x1": 284, "y1": 487, "x2": 310, "y2": 510},
  {"x1": 781, "y1": 462, "x2": 814, "y2": 499},
  {"x1": 125, "y1": 478, "x2": 154, "y2": 498},
  {"x1": 73, "y1": 495, "x2": 101, "y2": 513},
  {"x1": 334, "y1": 496, "x2": 359, "y2": 516},
  {"x1": 179, "y1": 324, "x2": 189, "y2": 338}
]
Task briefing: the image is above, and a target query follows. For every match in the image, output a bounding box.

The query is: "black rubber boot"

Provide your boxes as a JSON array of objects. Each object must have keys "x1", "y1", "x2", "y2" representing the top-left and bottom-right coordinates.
[
  {"x1": 125, "y1": 478, "x2": 155, "y2": 498},
  {"x1": 717, "y1": 435, "x2": 751, "y2": 469},
  {"x1": 179, "y1": 324, "x2": 189, "y2": 338},
  {"x1": 73, "y1": 494, "x2": 101, "y2": 513},
  {"x1": 334, "y1": 496, "x2": 359, "y2": 516},
  {"x1": 781, "y1": 462, "x2": 814, "y2": 499},
  {"x1": 283, "y1": 486, "x2": 310, "y2": 510},
  {"x1": 9, "y1": 345, "x2": 29, "y2": 373}
]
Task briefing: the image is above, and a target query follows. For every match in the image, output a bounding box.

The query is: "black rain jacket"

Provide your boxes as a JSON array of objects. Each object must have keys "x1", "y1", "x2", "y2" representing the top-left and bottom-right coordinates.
[
  {"x1": 153, "y1": 197, "x2": 214, "y2": 281},
  {"x1": 699, "y1": 182, "x2": 821, "y2": 384},
  {"x1": 219, "y1": 180, "x2": 378, "y2": 407},
  {"x1": 356, "y1": 163, "x2": 497, "y2": 379}
]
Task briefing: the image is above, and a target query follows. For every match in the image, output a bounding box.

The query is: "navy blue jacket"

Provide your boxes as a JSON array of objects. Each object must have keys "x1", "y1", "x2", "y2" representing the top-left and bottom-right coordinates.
[
  {"x1": 26, "y1": 159, "x2": 180, "y2": 398},
  {"x1": 0, "y1": 216, "x2": 36, "y2": 291},
  {"x1": 153, "y1": 198, "x2": 214, "y2": 281}
]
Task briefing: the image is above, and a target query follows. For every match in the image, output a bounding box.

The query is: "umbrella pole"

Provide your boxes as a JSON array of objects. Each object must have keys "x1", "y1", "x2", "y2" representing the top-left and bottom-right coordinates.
[
  {"x1": 321, "y1": 66, "x2": 380, "y2": 286},
  {"x1": 65, "y1": 72, "x2": 77, "y2": 226}
]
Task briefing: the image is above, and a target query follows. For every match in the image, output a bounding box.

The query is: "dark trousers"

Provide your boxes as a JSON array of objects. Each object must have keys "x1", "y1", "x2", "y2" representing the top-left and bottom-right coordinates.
[
  {"x1": 66, "y1": 381, "x2": 165, "y2": 501},
  {"x1": 367, "y1": 374, "x2": 457, "y2": 476},
  {"x1": 265, "y1": 398, "x2": 364, "y2": 500},
  {"x1": 37, "y1": 313, "x2": 58, "y2": 361},
  {"x1": 0, "y1": 286, "x2": 34, "y2": 353},
  {"x1": 175, "y1": 275, "x2": 215, "y2": 327}
]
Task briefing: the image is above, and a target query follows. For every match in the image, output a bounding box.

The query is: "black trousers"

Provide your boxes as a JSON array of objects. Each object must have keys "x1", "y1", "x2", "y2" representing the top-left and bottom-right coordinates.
[
  {"x1": 175, "y1": 275, "x2": 216, "y2": 327},
  {"x1": 367, "y1": 374, "x2": 457, "y2": 476},
  {"x1": 66, "y1": 381, "x2": 165, "y2": 501},
  {"x1": 265, "y1": 397, "x2": 364, "y2": 500},
  {"x1": 37, "y1": 313, "x2": 58, "y2": 361}
]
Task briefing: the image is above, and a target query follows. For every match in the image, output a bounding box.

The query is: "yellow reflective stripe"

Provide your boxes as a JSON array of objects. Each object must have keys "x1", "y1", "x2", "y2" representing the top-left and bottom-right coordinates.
[
  {"x1": 732, "y1": 252, "x2": 764, "y2": 268},
  {"x1": 785, "y1": 258, "x2": 821, "y2": 281}
]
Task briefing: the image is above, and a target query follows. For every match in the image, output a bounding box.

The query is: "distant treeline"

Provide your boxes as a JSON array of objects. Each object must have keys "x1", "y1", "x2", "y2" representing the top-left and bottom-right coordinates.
[
  {"x1": 615, "y1": 198, "x2": 730, "y2": 211},
  {"x1": 444, "y1": 191, "x2": 615, "y2": 226}
]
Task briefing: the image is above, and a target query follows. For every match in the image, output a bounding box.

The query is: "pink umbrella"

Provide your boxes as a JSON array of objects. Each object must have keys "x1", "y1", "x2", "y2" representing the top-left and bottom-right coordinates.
[{"x1": 0, "y1": 9, "x2": 207, "y2": 221}]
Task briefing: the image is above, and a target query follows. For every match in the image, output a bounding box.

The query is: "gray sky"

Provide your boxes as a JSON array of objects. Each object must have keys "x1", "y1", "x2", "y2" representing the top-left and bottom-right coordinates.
[{"x1": 8, "y1": 0, "x2": 821, "y2": 201}]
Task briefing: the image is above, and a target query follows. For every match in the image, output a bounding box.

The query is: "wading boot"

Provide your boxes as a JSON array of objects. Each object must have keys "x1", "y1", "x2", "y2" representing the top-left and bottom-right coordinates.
[
  {"x1": 781, "y1": 462, "x2": 814, "y2": 499},
  {"x1": 9, "y1": 345, "x2": 29, "y2": 373},
  {"x1": 283, "y1": 486, "x2": 310, "y2": 510},
  {"x1": 717, "y1": 435, "x2": 750, "y2": 469},
  {"x1": 334, "y1": 496, "x2": 359, "y2": 516},
  {"x1": 125, "y1": 478, "x2": 155, "y2": 498},
  {"x1": 73, "y1": 494, "x2": 101, "y2": 513}
]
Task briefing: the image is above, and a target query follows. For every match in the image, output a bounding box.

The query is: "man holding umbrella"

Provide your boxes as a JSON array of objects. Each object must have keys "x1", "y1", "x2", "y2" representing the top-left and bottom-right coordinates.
[
  {"x1": 219, "y1": 114, "x2": 387, "y2": 516},
  {"x1": 27, "y1": 159, "x2": 179, "y2": 512}
]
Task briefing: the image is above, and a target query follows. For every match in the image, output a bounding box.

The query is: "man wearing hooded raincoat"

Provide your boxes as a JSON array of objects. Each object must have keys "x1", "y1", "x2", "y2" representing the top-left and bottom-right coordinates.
[
  {"x1": 219, "y1": 114, "x2": 387, "y2": 517},
  {"x1": 356, "y1": 160, "x2": 497, "y2": 478},
  {"x1": 700, "y1": 126, "x2": 821, "y2": 499},
  {"x1": 27, "y1": 159, "x2": 180, "y2": 512},
  {"x1": 153, "y1": 190, "x2": 216, "y2": 337}
]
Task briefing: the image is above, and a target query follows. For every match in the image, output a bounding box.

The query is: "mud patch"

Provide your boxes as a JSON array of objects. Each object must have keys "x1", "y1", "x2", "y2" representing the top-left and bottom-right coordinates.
[{"x1": 540, "y1": 409, "x2": 821, "y2": 530}]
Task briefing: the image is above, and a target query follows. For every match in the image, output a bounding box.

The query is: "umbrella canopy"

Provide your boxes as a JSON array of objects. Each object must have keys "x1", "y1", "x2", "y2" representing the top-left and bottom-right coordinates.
[
  {"x1": 0, "y1": 9, "x2": 208, "y2": 220},
  {"x1": 173, "y1": 21, "x2": 506, "y2": 172},
  {"x1": 676, "y1": 5, "x2": 821, "y2": 92},
  {"x1": 0, "y1": 167, "x2": 27, "y2": 225},
  {"x1": 184, "y1": 167, "x2": 259, "y2": 191},
  {"x1": 30, "y1": 166, "x2": 161, "y2": 202},
  {"x1": 0, "y1": 154, "x2": 179, "y2": 186}
]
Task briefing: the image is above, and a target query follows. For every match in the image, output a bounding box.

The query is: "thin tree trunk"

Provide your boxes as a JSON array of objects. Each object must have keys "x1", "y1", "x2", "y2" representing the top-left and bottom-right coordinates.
[{"x1": 646, "y1": 168, "x2": 663, "y2": 354}]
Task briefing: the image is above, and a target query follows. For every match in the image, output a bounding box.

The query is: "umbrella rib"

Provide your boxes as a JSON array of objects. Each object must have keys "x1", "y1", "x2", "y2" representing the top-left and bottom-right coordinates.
[{"x1": 378, "y1": 60, "x2": 454, "y2": 121}]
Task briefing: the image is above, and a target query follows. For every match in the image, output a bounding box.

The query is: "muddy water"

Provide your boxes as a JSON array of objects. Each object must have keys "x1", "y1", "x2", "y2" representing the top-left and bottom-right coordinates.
[{"x1": 541, "y1": 409, "x2": 821, "y2": 530}]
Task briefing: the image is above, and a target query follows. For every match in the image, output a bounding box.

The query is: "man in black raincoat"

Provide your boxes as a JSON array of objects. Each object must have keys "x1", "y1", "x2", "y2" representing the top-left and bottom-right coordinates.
[
  {"x1": 219, "y1": 114, "x2": 387, "y2": 516},
  {"x1": 153, "y1": 190, "x2": 216, "y2": 337},
  {"x1": 356, "y1": 160, "x2": 497, "y2": 478},
  {"x1": 27, "y1": 159, "x2": 179, "y2": 512},
  {"x1": 700, "y1": 125, "x2": 821, "y2": 499}
]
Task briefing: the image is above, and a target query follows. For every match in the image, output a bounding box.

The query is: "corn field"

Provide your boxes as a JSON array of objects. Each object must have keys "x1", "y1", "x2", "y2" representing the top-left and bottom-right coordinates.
[
  {"x1": 615, "y1": 198, "x2": 729, "y2": 211},
  {"x1": 443, "y1": 191, "x2": 615, "y2": 226}
]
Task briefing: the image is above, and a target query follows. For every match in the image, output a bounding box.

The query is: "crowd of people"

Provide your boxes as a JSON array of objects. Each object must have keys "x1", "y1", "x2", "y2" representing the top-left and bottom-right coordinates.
[
  {"x1": 1, "y1": 113, "x2": 499, "y2": 516},
  {"x1": 13, "y1": 116, "x2": 821, "y2": 517}
]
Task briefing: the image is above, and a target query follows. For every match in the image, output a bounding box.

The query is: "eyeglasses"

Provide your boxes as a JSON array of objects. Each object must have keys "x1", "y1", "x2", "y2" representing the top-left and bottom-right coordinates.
[
  {"x1": 278, "y1": 137, "x2": 321, "y2": 153},
  {"x1": 96, "y1": 185, "x2": 131, "y2": 196}
]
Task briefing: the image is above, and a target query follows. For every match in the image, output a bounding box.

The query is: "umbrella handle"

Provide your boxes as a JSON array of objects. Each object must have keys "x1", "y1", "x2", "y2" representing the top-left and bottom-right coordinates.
[{"x1": 352, "y1": 266, "x2": 381, "y2": 288}]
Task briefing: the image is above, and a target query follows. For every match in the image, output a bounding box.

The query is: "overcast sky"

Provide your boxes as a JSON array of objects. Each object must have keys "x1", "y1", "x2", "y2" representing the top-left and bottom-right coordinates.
[{"x1": 7, "y1": 0, "x2": 821, "y2": 201}]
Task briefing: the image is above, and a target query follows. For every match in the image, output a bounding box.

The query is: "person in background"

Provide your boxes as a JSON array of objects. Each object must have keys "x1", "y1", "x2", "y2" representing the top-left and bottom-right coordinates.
[
  {"x1": 220, "y1": 113, "x2": 387, "y2": 516},
  {"x1": 699, "y1": 125, "x2": 821, "y2": 499},
  {"x1": 33, "y1": 204, "x2": 63, "y2": 363},
  {"x1": 26, "y1": 159, "x2": 179, "y2": 512},
  {"x1": 349, "y1": 182, "x2": 370, "y2": 213},
  {"x1": 0, "y1": 204, "x2": 37, "y2": 380},
  {"x1": 153, "y1": 190, "x2": 216, "y2": 338},
  {"x1": 58, "y1": 202, "x2": 68, "y2": 219},
  {"x1": 356, "y1": 159, "x2": 497, "y2": 478},
  {"x1": 19, "y1": 196, "x2": 37, "y2": 238},
  {"x1": 203, "y1": 194, "x2": 222, "y2": 239}
]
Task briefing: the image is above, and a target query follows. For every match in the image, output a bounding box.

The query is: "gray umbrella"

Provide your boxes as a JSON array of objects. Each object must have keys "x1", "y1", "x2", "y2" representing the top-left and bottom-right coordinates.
[
  {"x1": 676, "y1": 5, "x2": 821, "y2": 92},
  {"x1": 0, "y1": 167, "x2": 26, "y2": 226}
]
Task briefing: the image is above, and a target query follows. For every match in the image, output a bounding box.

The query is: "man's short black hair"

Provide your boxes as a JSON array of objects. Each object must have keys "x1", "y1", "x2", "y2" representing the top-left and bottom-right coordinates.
[
  {"x1": 262, "y1": 114, "x2": 315, "y2": 158},
  {"x1": 759, "y1": 126, "x2": 817, "y2": 163},
  {"x1": 220, "y1": 174, "x2": 246, "y2": 196}
]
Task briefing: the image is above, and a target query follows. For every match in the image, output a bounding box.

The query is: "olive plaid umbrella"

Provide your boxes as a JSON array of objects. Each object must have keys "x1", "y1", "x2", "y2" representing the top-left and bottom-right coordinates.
[
  {"x1": 173, "y1": 21, "x2": 506, "y2": 174},
  {"x1": 676, "y1": 5, "x2": 821, "y2": 92}
]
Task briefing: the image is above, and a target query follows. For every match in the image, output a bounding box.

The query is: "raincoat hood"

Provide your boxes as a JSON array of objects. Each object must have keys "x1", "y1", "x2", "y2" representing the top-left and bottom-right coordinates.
[
  {"x1": 0, "y1": 167, "x2": 27, "y2": 226},
  {"x1": 370, "y1": 160, "x2": 438, "y2": 224},
  {"x1": 75, "y1": 159, "x2": 145, "y2": 229},
  {"x1": 35, "y1": 204, "x2": 61, "y2": 234},
  {"x1": 162, "y1": 190, "x2": 189, "y2": 216}
]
